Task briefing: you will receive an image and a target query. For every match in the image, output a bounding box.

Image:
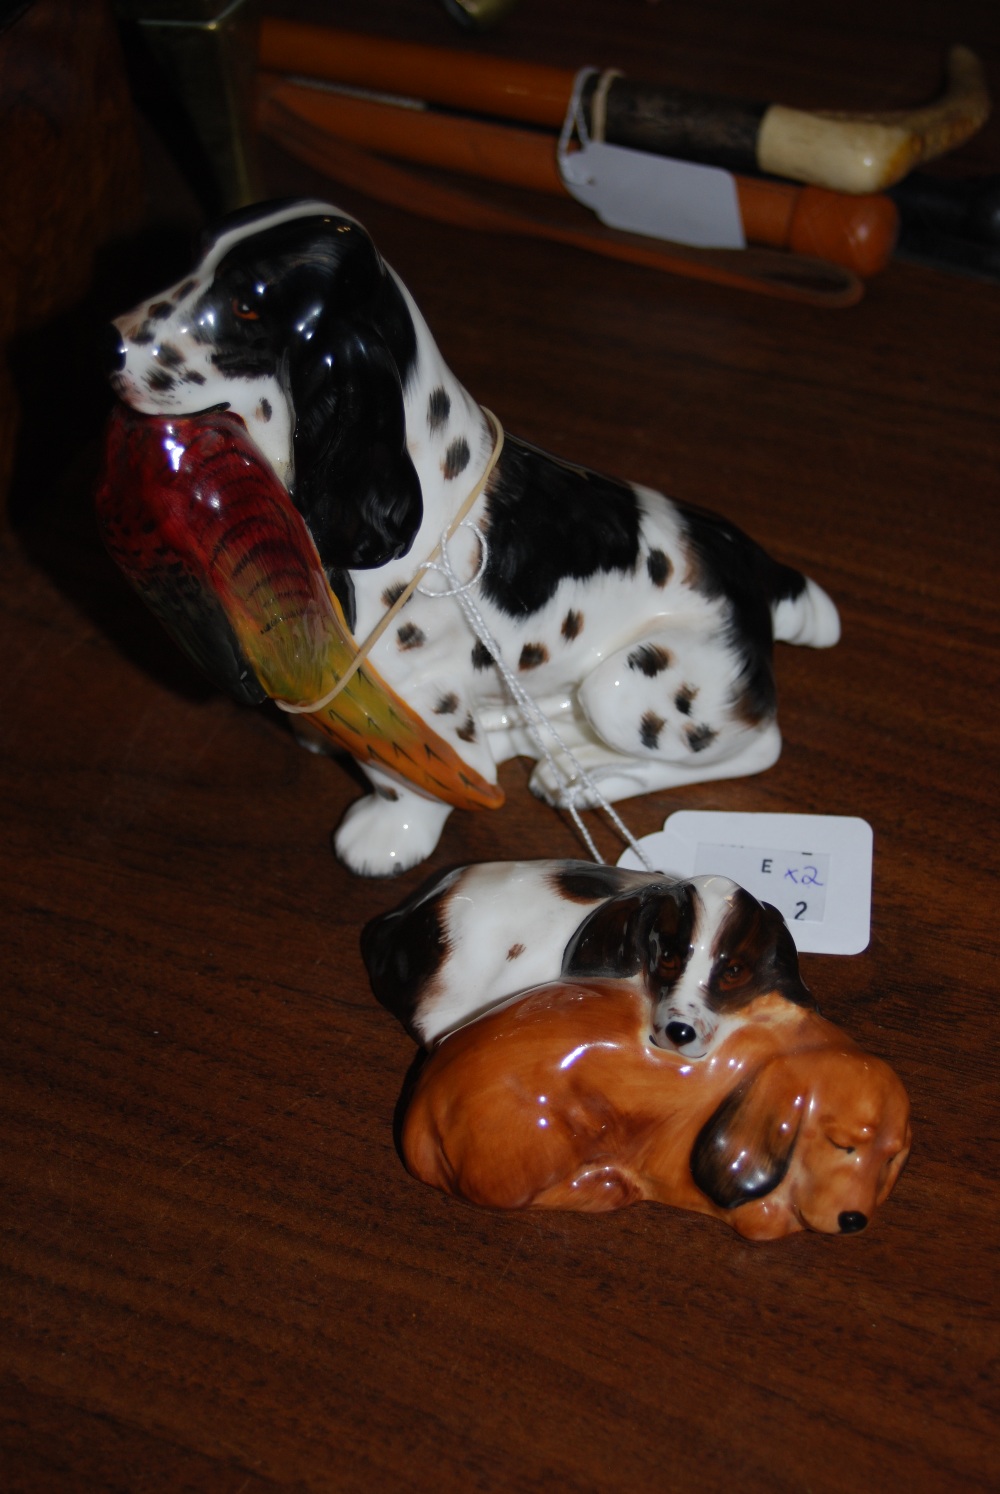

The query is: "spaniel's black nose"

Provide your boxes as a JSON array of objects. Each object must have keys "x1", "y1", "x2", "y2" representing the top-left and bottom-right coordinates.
[
  {"x1": 102, "y1": 323, "x2": 127, "y2": 374},
  {"x1": 666, "y1": 1021, "x2": 698, "y2": 1047},
  {"x1": 838, "y1": 1210, "x2": 868, "y2": 1233}
]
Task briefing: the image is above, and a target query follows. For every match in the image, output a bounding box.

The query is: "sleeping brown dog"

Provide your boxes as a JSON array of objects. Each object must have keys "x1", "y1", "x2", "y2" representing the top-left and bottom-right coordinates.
[{"x1": 401, "y1": 982, "x2": 911, "y2": 1238}]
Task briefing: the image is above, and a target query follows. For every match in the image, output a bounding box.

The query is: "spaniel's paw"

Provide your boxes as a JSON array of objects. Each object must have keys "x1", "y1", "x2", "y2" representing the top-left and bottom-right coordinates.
[{"x1": 333, "y1": 790, "x2": 453, "y2": 877}]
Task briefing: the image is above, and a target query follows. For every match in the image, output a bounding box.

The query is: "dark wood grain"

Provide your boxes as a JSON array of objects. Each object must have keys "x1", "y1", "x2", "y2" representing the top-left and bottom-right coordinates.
[
  {"x1": 0, "y1": 0, "x2": 142, "y2": 506},
  {"x1": 2, "y1": 1, "x2": 998, "y2": 1489}
]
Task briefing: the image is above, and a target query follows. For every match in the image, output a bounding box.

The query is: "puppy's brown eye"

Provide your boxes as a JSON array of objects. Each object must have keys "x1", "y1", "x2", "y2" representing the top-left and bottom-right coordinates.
[
  {"x1": 718, "y1": 960, "x2": 748, "y2": 987},
  {"x1": 232, "y1": 297, "x2": 259, "y2": 321}
]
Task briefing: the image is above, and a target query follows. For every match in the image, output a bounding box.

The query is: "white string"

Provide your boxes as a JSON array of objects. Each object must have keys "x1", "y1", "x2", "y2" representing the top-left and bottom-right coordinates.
[
  {"x1": 415, "y1": 519, "x2": 491, "y2": 598},
  {"x1": 559, "y1": 66, "x2": 597, "y2": 159},
  {"x1": 428, "y1": 523, "x2": 655, "y2": 871},
  {"x1": 557, "y1": 66, "x2": 597, "y2": 188}
]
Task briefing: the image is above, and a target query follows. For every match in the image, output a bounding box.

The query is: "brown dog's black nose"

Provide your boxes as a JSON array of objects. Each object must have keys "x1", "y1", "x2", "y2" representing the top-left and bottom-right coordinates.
[
  {"x1": 102, "y1": 323, "x2": 127, "y2": 374},
  {"x1": 666, "y1": 1021, "x2": 698, "y2": 1047},
  {"x1": 838, "y1": 1210, "x2": 868, "y2": 1233}
]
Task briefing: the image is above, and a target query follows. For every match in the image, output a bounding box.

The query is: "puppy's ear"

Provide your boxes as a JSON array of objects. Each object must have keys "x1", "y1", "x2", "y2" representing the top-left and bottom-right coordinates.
[
  {"x1": 563, "y1": 880, "x2": 692, "y2": 982},
  {"x1": 361, "y1": 866, "x2": 463, "y2": 1036},
  {"x1": 690, "y1": 1058, "x2": 801, "y2": 1209}
]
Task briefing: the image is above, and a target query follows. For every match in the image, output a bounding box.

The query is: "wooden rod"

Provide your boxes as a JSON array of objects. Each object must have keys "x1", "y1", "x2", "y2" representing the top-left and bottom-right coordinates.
[
  {"x1": 260, "y1": 19, "x2": 573, "y2": 128},
  {"x1": 258, "y1": 95, "x2": 863, "y2": 307}
]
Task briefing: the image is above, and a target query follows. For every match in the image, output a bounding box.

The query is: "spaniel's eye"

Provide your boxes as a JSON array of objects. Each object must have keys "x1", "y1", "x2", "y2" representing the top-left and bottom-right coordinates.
[
  {"x1": 657, "y1": 953, "x2": 683, "y2": 981},
  {"x1": 232, "y1": 297, "x2": 259, "y2": 321},
  {"x1": 718, "y1": 959, "x2": 747, "y2": 986}
]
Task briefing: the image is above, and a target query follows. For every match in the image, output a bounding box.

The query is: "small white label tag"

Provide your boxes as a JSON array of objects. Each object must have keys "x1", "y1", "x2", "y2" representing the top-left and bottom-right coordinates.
[
  {"x1": 618, "y1": 812, "x2": 873, "y2": 955},
  {"x1": 558, "y1": 140, "x2": 746, "y2": 250}
]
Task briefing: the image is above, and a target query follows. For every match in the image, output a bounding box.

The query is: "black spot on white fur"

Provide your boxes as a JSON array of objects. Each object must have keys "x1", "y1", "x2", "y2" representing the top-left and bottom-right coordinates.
[
  {"x1": 456, "y1": 714, "x2": 477, "y2": 742},
  {"x1": 428, "y1": 387, "x2": 451, "y2": 430},
  {"x1": 155, "y1": 343, "x2": 184, "y2": 369},
  {"x1": 397, "y1": 622, "x2": 425, "y2": 650},
  {"x1": 647, "y1": 549, "x2": 672, "y2": 587},
  {"x1": 519, "y1": 643, "x2": 548, "y2": 670},
  {"x1": 640, "y1": 711, "x2": 665, "y2": 750},
  {"x1": 443, "y1": 437, "x2": 470, "y2": 480},
  {"x1": 675, "y1": 684, "x2": 697, "y2": 715},
  {"x1": 686, "y1": 722, "x2": 718, "y2": 753},
  {"x1": 628, "y1": 644, "x2": 671, "y2": 677},
  {"x1": 562, "y1": 610, "x2": 583, "y2": 640},
  {"x1": 434, "y1": 692, "x2": 459, "y2": 715},
  {"x1": 471, "y1": 640, "x2": 494, "y2": 671}
]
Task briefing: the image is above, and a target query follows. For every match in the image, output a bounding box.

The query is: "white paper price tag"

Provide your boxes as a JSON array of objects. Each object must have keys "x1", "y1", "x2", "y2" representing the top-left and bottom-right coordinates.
[
  {"x1": 558, "y1": 140, "x2": 746, "y2": 250},
  {"x1": 618, "y1": 812, "x2": 873, "y2": 955}
]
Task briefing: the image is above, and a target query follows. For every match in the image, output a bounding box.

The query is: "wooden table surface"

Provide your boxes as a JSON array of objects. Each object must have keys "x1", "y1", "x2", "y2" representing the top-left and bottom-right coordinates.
[{"x1": 2, "y1": 1, "x2": 998, "y2": 1488}]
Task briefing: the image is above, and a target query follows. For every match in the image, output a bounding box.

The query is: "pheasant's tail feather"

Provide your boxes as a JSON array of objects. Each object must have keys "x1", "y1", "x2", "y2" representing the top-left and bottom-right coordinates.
[{"x1": 96, "y1": 405, "x2": 504, "y2": 811}]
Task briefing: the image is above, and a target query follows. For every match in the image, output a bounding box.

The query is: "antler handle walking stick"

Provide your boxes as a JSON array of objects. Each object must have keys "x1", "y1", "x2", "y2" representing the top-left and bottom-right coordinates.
[{"x1": 259, "y1": 22, "x2": 990, "y2": 194}]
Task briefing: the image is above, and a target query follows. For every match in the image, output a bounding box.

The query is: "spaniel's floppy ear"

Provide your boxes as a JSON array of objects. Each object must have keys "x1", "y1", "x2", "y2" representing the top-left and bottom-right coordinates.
[
  {"x1": 562, "y1": 879, "x2": 694, "y2": 982},
  {"x1": 290, "y1": 321, "x2": 422, "y2": 570},
  {"x1": 273, "y1": 219, "x2": 422, "y2": 570},
  {"x1": 690, "y1": 1057, "x2": 802, "y2": 1209}
]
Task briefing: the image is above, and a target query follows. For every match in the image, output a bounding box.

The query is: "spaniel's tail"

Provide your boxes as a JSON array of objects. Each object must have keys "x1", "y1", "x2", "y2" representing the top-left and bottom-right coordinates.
[
  {"x1": 676, "y1": 500, "x2": 840, "y2": 651},
  {"x1": 769, "y1": 570, "x2": 841, "y2": 648}
]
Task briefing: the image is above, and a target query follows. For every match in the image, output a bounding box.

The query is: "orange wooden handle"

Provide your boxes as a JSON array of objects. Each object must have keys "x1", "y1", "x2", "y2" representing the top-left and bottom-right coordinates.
[
  {"x1": 745, "y1": 180, "x2": 898, "y2": 277},
  {"x1": 261, "y1": 80, "x2": 897, "y2": 276}
]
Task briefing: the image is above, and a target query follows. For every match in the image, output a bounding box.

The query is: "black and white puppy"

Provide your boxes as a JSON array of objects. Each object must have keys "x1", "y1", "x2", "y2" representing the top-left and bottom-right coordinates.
[
  {"x1": 362, "y1": 859, "x2": 814, "y2": 1053},
  {"x1": 107, "y1": 199, "x2": 840, "y2": 876}
]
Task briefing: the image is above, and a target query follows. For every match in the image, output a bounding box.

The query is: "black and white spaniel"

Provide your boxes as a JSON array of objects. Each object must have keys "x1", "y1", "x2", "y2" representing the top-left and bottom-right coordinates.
[
  {"x1": 107, "y1": 200, "x2": 840, "y2": 876},
  {"x1": 363, "y1": 858, "x2": 814, "y2": 1054}
]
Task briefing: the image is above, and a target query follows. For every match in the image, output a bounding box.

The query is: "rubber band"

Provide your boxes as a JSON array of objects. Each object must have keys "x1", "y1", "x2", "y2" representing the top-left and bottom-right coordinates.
[
  {"x1": 276, "y1": 408, "x2": 504, "y2": 716},
  {"x1": 589, "y1": 68, "x2": 623, "y2": 144}
]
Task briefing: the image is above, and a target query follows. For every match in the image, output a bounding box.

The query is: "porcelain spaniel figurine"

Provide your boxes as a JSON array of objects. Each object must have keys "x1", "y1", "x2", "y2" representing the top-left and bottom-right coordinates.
[
  {"x1": 400, "y1": 979, "x2": 911, "y2": 1239},
  {"x1": 103, "y1": 199, "x2": 840, "y2": 876},
  {"x1": 365, "y1": 859, "x2": 911, "y2": 1238},
  {"x1": 363, "y1": 858, "x2": 815, "y2": 1056}
]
